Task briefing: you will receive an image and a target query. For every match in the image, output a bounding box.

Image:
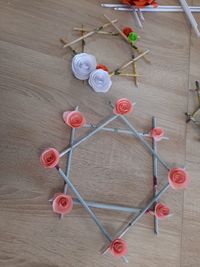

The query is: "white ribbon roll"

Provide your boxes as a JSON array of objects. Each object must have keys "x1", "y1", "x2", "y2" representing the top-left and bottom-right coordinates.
[
  {"x1": 71, "y1": 53, "x2": 97, "y2": 80},
  {"x1": 88, "y1": 69, "x2": 112, "y2": 93}
]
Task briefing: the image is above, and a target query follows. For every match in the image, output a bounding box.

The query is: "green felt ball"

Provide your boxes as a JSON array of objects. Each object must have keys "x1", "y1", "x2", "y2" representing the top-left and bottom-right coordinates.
[{"x1": 128, "y1": 32, "x2": 138, "y2": 42}]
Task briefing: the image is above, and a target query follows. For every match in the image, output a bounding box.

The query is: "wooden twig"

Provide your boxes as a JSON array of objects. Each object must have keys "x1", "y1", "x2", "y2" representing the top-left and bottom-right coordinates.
[
  {"x1": 104, "y1": 14, "x2": 131, "y2": 43},
  {"x1": 117, "y1": 73, "x2": 142, "y2": 77},
  {"x1": 73, "y1": 27, "x2": 119, "y2": 36},
  {"x1": 195, "y1": 81, "x2": 200, "y2": 106},
  {"x1": 60, "y1": 38, "x2": 77, "y2": 55},
  {"x1": 132, "y1": 53, "x2": 138, "y2": 87},
  {"x1": 81, "y1": 25, "x2": 85, "y2": 85},
  {"x1": 103, "y1": 14, "x2": 151, "y2": 64},
  {"x1": 81, "y1": 24, "x2": 85, "y2": 53},
  {"x1": 109, "y1": 50, "x2": 149, "y2": 76},
  {"x1": 191, "y1": 107, "x2": 200, "y2": 118},
  {"x1": 63, "y1": 19, "x2": 118, "y2": 48}
]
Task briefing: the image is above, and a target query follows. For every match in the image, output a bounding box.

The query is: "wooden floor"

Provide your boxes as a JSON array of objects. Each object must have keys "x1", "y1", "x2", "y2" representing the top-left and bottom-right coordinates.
[{"x1": 0, "y1": 0, "x2": 200, "y2": 266}]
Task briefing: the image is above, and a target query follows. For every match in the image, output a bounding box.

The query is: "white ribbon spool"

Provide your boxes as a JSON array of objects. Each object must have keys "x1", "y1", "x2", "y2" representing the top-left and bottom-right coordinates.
[
  {"x1": 72, "y1": 53, "x2": 97, "y2": 80},
  {"x1": 88, "y1": 69, "x2": 112, "y2": 93}
]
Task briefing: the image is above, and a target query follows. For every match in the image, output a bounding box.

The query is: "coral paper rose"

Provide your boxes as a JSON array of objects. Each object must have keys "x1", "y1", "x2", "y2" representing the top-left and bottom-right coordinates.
[
  {"x1": 151, "y1": 127, "x2": 164, "y2": 141},
  {"x1": 168, "y1": 168, "x2": 189, "y2": 189},
  {"x1": 40, "y1": 148, "x2": 59, "y2": 168},
  {"x1": 63, "y1": 110, "x2": 86, "y2": 128},
  {"x1": 110, "y1": 238, "x2": 128, "y2": 257},
  {"x1": 155, "y1": 203, "x2": 170, "y2": 219},
  {"x1": 52, "y1": 193, "x2": 73, "y2": 215},
  {"x1": 114, "y1": 98, "x2": 133, "y2": 115}
]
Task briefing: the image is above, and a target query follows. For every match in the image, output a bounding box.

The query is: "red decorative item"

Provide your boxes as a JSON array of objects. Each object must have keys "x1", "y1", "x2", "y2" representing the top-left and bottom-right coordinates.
[
  {"x1": 123, "y1": 27, "x2": 134, "y2": 37},
  {"x1": 96, "y1": 64, "x2": 109, "y2": 72},
  {"x1": 113, "y1": 98, "x2": 133, "y2": 115},
  {"x1": 121, "y1": 0, "x2": 158, "y2": 8},
  {"x1": 63, "y1": 110, "x2": 86, "y2": 128},
  {"x1": 52, "y1": 193, "x2": 73, "y2": 215},
  {"x1": 168, "y1": 168, "x2": 189, "y2": 189},
  {"x1": 40, "y1": 148, "x2": 59, "y2": 169},
  {"x1": 151, "y1": 127, "x2": 165, "y2": 141},
  {"x1": 155, "y1": 203, "x2": 170, "y2": 219},
  {"x1": 110, "y1": 238, "x2": 128, "y2": 257}
]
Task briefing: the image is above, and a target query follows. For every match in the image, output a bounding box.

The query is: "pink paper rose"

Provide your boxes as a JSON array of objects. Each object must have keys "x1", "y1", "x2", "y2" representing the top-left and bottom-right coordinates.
[
  {"x1": 40, "y1": 148, "x2": 59, "y2": 168},
  {"x1": 63, "y1": 110, "x2": 86, "y2": 128},
  {"x1": 52, "y1": 193, "x2": 73, "y2": 215},
  {"x1": 113, "y1": 98, "x2": 133, "y2": 115},
  {"x1": 155, "y1": 203, "x2": 170, "y2": 219},
  {"x1": 110, "y1": 238, "x2": 128, "y2": 257},
  {"x1": 168, "y1": 168, "x2": 189, "y2": 189},
  {"x1": 151, "y1": 127, "x2": 164, "y2": 141}
]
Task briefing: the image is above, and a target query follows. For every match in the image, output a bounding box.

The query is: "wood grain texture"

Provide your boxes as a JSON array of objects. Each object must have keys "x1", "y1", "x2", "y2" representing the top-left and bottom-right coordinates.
[
  {"x1": 181, "y1": 1, "x2": 200, "y2": 267},
  {"x1": 0, "y1": 0, "x2": 199, "y2": 266}
]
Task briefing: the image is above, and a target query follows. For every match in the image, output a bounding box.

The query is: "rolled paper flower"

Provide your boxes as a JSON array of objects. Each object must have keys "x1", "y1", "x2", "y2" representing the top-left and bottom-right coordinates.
[
  {"x1": 121, "y1": 0, "x2": 158, "y2": 8},
  {"x1": 71, "y1": 53, "x2": 97, "y2": 80},
  {"x1": 40, "y1": 148, "x2": 59, "y2": 168},
  {"x1": 113, "y1": 98, "x2": 133, "y2": 115},
  {"x1": 123, "y1": 27, "x2": 134, "y2": 37},
  {"x1": 155, "y1": 203, "x2": 170, "y2": 219},
  {"x1": 63, "y1": 110, "x2": 86, "y2": 128},
  {"x1": 128, "y1": 32, "x2": 138, "y2": 42},
  {"x1": 52, "y1": 193, "x2": 73, "y2": 215},
  {"x1": 150, "y1": 127, "x2": 165, "y2": 141},
  {"x1": 168, "y1": 168, "x2": 189, "y2": 189},
  {"x1": 96, "y1": 64, "x2": 109, "y2": 73},
  {"x1": 88, "y1": 69, "x2": 112, "y2": 93},
  {"x1": 110, "y1": 238, "x2": 128, "y2": 257}
]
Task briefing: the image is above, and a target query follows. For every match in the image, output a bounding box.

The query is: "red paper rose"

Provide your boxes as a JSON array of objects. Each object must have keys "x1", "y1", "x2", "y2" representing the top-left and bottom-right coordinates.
[
  {"x1": 110, "y1": 238, "x2": 128, "y2": 257},
  {"x1": 151, "y1": 127, "x2": 164, "y2": 141},
  {"x1": 113, "y1": 98, "x2": 133, "y2": 115},
  {"x1": 121, "y1": 0, "x2": 158, "y2": 8},
  {"x1": 96, "y1": 64, "x2": 109, "y2": 72},
  {"x1": 63, "y1": 110, "x2": 86, "y2": 128},
  {"x1": 168, "y1": 168, "x2": 189, "y2": 189},
  {"x1": 155, "y1": 203, "x2": 170, "y2": 219},
  {"x1": 52, "y1": 193, "x2": 73, "y2": 215},
  {"x1": 40, "y1": 148, "x2": 59, "y2": 168},
  {"x1": 123, "y1": 27, "x2": 134, "y2": 37}
]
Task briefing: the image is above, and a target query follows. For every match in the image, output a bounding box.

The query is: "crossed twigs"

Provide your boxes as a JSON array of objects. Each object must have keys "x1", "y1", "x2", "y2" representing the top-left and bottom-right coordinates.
[
  {"x1": 61, "y1": 15, "x2": 150, "y2": 86},
  {"x1": 185, "y1": 81, "x2": 200, "y2": 127}
]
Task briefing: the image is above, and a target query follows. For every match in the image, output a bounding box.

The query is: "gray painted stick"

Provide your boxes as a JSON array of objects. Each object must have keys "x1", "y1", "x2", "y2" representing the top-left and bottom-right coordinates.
[
  {"x1": 102, "y1": 182, "x2": 170, "y2": 254},
  {"x1": 152, "y1": 117, "x2": 159, "y2": 234},
  {"x1": 59, "y1": 114, "x2": 118, "y2": 158}
]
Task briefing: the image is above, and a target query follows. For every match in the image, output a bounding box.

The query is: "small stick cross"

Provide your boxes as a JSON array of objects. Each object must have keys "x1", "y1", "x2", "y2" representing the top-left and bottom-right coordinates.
[{"x1": 63, "y1": 19, "x2": 118, "y2": 48}]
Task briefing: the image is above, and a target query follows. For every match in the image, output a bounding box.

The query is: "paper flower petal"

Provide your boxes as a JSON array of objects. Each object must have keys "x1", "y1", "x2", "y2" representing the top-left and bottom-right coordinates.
[
  {"x1": 155, "y1": 203, "x2": 170, "y2": 219},
  {"x1": 151, "y1": 127, "x2": 165, "y2": 141},
  {"x1": 63, "y1": 110, "x2": 86, "y2": 128},
  {"x1": 113, "y1": 98, "x2": 133, "y2": 115},
  {"x1": 52, "y1": 193, "x2": 73, "y2": 215},
  {"x1": 110, "y1": 238, "x2": 128, "y2": 257},
  {"x1": 121, "y1": 0, "x2": 158, "y2": 8},
  {"x1": 128, "y1": 32, "x2": 138, "y2": 42},
  {"x1": 168, "y1": 168, "x2": 189, "y2": 189},
  {"x1": 123, "y1": 27, "x2": 134, "y2": 37},
  {"x1": 72, "y1": 53, "x2": 97, "y2": 80},
  {"x1": 40, "y1": 148, "x2": 59, "y2": 168},
  {"x1": 88, "y1": 69, "x2": 112, "y2": 93},
  {"x1": 96, "y1": 64, "x2": 109, "y2": 72}
]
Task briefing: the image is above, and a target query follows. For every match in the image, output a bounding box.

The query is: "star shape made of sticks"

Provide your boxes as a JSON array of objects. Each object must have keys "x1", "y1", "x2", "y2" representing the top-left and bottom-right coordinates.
[
  {"x1": 40, "y1": 100, "x2": 190, "y2": 263},
  {"x1": 60, "y1": 15, "x2": 150, "y2": 88}
]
